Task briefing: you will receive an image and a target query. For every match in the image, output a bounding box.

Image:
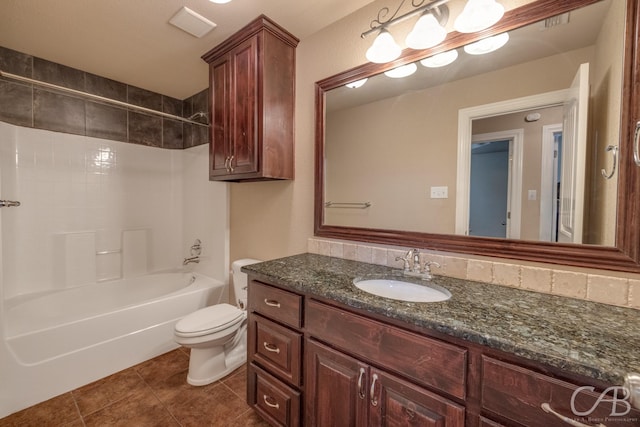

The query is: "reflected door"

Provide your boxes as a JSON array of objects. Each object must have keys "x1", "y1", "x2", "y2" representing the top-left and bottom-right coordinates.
[{"x1": 469, "y1": 140, "x2": 510, "y2": 238}]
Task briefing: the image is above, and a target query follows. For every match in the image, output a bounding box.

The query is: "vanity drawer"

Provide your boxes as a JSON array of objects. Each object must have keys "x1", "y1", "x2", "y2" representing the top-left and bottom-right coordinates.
[
  {"x1": 250, "y1": 313, "x2": 302, "y2": 386},
  {"x1": 305, "y1": 299, "x2": 467, "y2": 400},
  {"x1": 248, "y1": 363, "x2": 301, "y2": 427},
  {"x1": 481, "y1": 356, "x2": 639, "y2": 426},
  {"x1": 249, "y1": 280, "x2": 302, "y2": 328}
]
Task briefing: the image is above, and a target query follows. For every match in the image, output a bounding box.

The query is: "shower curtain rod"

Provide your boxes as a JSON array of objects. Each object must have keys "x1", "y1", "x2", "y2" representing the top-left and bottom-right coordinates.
[{"x1": 0, "y1": 70, "x2": 210, "y2": 127}]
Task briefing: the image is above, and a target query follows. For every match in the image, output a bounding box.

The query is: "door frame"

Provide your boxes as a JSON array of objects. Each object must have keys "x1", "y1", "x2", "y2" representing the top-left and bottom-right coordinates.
[
  {"x1": 540, "y1": 124, "x2": 564, "y2": 241},
  {"x1": 456, "y1": 89, "x2": 569, "y2": 236}
]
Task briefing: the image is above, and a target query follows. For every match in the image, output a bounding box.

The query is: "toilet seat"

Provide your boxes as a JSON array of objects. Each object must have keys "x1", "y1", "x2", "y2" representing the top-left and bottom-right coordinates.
[{"x1": 175, "y1": 303, "x2": 244, "y2": 338}]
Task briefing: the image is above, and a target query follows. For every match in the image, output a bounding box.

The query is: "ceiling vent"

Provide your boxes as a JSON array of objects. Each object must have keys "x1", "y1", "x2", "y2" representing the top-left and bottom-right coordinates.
[
  {"x1": 541, "y1": 12, "x2": 570, "y2": 29},
  {"x1": 169, "y1": 7, "x2": 217, "y2": 38}
]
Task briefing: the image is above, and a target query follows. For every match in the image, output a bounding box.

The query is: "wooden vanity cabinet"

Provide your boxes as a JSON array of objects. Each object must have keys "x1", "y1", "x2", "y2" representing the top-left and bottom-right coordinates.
[
  {"x1": 246, "y1": 276, "x2": 639, "y2": 426},
  {"x1": 202, "y1": 15, "x2": 298, "y2": 182},
  {"x1": 247, "y1": 280, "x2": 303, "y2": 426}
]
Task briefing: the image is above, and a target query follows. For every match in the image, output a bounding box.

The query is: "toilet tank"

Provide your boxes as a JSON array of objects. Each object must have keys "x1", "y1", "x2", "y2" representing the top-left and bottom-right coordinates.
[{"x1": 231, "y1": 259, "x2": 261, "y2": 309}]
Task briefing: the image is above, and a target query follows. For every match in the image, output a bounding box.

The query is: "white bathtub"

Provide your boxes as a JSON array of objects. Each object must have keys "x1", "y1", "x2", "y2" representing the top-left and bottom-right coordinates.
[{"x1": 0, "y1": 271, "x2": 225, "y2": 417}]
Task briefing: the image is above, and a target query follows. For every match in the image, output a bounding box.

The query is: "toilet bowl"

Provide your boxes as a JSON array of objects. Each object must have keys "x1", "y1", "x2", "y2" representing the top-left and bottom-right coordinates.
[{"x1": 174, "y1": 258, "x2": 261, "y2": 386}]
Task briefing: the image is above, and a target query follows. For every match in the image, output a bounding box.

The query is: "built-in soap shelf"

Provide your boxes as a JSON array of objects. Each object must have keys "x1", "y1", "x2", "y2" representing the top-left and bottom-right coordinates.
[{"x1": 53, "y1": 229, "x2": 150, "y2": 288}]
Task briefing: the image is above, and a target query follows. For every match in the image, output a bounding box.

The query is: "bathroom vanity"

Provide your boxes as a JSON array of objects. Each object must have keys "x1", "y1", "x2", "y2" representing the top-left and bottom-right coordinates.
[{"x1": 245, "y1": 254, "x2": 640, "y2": 426}]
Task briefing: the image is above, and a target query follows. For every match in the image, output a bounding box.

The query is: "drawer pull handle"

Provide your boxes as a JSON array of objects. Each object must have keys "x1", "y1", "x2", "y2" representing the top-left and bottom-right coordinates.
[
  {"x1": 263, "y1": 342, "x2": 280, "y2": 354},
  {"x1": 370, "y1": 373, "x2": 379, "y2": 407},
  {"x1": 541, "y1": 403, "x2": 606, "y2": 427},
  {"x1": 634, "y1": 121, "x2": 640, "y2": 167},
  {"x1": 264, "y1": 299, "x2": 281, "y2": 308},
  {"x1": 263, "y1": 395, "x2": 280, "y2": 409},
  {"x1": 357, "y1": 367, "x2": 366, "y2": 399}
]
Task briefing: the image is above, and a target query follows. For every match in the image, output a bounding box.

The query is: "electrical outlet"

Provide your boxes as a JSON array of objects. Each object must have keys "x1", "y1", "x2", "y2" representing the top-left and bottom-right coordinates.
[{"x1": 430, "y1": 186, "x2": 448, "y2": 199}]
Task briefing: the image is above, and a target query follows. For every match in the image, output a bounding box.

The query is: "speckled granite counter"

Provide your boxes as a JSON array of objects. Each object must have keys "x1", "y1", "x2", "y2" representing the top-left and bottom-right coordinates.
[{"x1": 243, "y1": 253, "x2": 640, "y2": 385}]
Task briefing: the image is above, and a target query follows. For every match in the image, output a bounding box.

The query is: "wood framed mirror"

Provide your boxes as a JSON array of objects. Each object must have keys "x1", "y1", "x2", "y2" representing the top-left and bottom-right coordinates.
[{"x1": 315, "y1": 0, "x2": 640, "y2": 272}]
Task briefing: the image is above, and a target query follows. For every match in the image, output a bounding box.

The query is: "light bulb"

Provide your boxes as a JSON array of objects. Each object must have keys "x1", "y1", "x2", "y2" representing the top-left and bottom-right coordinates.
[
  {"x1": 405, "y1": 13, "x2": 447, "y2": 50},
  {"x1": 345, "y1": 78, "x2": 368, "y2": 89},
  {"x1": 366, "y1": 29, "x2": 402, "y2": 63},
  {"x1": 384, "y1": 63, "x2": 417, "y2": 79},
  {"x1": 420, "y1": 49, "x2": 458, "y2": 68},
  {"x1": 463, "y1": 32, "x2": 509, "y2": 55},
  {"x1": 454, "y1": 0, "x2": 504, "y2": 33}
]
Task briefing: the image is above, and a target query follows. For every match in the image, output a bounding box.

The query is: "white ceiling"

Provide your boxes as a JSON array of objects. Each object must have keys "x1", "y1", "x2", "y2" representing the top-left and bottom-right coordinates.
[{"x1": 0, "y1": 0, "x2": 376, "y2": 99}]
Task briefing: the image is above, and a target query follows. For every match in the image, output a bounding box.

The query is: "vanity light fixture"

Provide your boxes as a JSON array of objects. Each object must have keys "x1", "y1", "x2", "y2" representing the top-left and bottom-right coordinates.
[
  {"x1": 454, "y1": 0, "x2": 504, "y2": 33},
  {"x1": 463, "y1": 32, "x2": 509, "y2": 55},
  {"x1": 420, "y1": 49, "x2": 458, "y2": 67},
  {"x1": 345, "y1": 78, "x2": 368, "y2": 89},
  {"x1": 384, "y1": 62, "x2": 418, "y2": 78},
  {"x1": 209, "y1": 0, "x2": 232, "y2": 3},
  {"x1": 362, "y1": 0, "x2": 504, "y2": 64},
  {"x1": 366, "y1": 29, "x2": 402, "y2": 63}
]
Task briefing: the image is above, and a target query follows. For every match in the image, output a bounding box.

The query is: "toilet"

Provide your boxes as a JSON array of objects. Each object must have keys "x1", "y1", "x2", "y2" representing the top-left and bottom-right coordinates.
[{"x1": 174, "y1": 258, "x2": 261, "y2": 386}]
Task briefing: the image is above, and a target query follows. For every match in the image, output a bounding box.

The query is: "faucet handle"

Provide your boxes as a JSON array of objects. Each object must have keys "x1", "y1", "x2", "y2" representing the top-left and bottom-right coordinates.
[
  {"x1": 422, "y1": 260, "x2": 441, "y2": 275},
  {"x1": 395, "y1": 255, "x2": 411, "y2": 272}
]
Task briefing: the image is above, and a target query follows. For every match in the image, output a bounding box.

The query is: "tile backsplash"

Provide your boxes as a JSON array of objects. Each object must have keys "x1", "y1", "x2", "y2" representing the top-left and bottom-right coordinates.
[
  {"x1": 308, "y1": 237, "x2": 640, "y2": 310},
  {"x1": 0, "y1": 46, "x2": 208, "y2": 149}
]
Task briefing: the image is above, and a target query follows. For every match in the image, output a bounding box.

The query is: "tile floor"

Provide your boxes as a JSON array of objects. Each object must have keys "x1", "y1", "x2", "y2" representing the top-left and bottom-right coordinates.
[{"x1": 0, "y1": 348, "x2": 270, "y2": 427}]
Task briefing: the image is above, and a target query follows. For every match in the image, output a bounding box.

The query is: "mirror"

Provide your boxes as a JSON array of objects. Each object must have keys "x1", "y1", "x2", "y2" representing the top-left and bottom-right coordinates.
[{"x1": 315, "y1": 0, "x2": 640, "y2": 272}]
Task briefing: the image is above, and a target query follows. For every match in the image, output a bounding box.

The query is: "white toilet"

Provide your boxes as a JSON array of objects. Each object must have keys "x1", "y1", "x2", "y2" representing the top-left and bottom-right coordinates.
[{"x1": 174, "y1": 258, "x2": 261, "y2": 386}]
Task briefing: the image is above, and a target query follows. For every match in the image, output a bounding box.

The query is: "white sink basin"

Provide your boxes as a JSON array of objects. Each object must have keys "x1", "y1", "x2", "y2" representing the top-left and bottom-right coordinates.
[{"x1": 353, "y1": 277, "x2": 451, "y2": 302}]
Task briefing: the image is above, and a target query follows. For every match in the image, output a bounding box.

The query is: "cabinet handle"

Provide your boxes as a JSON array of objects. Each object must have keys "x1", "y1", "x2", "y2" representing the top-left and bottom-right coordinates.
[
  {"x1": 224, "y1": 156, "x2": 229, "y2": 171},
  {"x1": 634, "y1": 121, "x2": 640, "y2": 167},
  {"x1": 541, "y1": 403, "x2": 606, "y2": 427},
  {"x1": 357, "y1": 367, "x2": 366, "y2": 399},
  {"x1": 263, "y1": 395, "x2": 280, "y2": 409},
  {"x1": 264, "y1": 299, "x2": 281, "y2": 308},
  {"x1": 263, "y1": 342, "x2": 280, "y2": 354},
  {"x1": 229, "y1": 155, "x2": 234, "y2": 172},
  {"x1": 370, "y1": 373, "x2": 379, "y2": 407}
]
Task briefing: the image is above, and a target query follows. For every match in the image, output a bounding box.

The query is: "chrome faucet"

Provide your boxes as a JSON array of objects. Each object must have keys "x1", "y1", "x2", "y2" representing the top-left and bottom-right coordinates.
[
  {"x1": 183, "y1": 239, "x2": 202, "y2": 265},
  {"x1": 396, "y1": 248, "x2": 441, "y2": 280}
]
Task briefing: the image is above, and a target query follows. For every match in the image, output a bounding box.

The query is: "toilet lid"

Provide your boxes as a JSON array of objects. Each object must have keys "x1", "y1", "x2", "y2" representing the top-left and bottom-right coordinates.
[{"x1": 175, "y1": 303, "x2": 244, "y2": 337}]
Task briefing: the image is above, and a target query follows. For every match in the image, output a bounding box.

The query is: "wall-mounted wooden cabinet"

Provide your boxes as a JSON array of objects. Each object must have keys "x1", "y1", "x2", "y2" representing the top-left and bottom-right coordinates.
[{"x1": 202, "y1": 15, "x2": 298, "y2": 182}]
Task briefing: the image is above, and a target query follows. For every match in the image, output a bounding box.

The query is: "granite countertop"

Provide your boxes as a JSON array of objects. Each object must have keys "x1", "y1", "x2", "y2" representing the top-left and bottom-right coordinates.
[{"x1": 243, "y1": 253, "x2": 640, "y2": 385}]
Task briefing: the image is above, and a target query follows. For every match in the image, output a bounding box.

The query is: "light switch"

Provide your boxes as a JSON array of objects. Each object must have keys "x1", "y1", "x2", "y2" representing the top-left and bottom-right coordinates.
[
  {"x1": 430, "y1": 186, "x2": 448, "y2": 199},
  {"x1": 528, "y1": 190, "x2": 537, "y2": 201}
]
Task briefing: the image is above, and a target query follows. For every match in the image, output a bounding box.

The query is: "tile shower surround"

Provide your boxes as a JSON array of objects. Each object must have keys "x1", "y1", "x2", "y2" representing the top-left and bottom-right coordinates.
[{"x1": 0, "y1": 46, "x2": 208, "y2": 149}]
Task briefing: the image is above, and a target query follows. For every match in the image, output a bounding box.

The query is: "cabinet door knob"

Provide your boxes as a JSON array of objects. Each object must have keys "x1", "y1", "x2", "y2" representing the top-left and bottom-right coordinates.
[
  {"x1": 263, "y1": 395, "x2": 280, "y2": 409},
  {"x1": 263, "y1": 342, "x2": 280, "y2": 354},
  {"x1": 264, "y1": 299, "x2": 281, "y2": 308},
  {"x1": 540, "y1": 403, "x2": 606, "y2": 427},
  {"x1": 370, "y1": 373, "x2": 379, "y2": 407}
]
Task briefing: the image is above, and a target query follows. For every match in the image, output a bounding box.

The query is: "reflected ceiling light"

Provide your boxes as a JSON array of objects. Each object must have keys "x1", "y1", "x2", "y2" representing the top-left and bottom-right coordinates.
[
  {"x1": 362, "y1": 0, "x2": 504, "y2": 64},
  {"x1": 366, "y1": 29, "x2": 402, "y2": 63},
  {"x1": 345, "y1": 78, "x2": 369, "y2": 89},
  {"x1": 463, "y1": 32, "x2": 509, "y2": 55},
  {"x1": 454, "y1": 0, "x2": 505, "y2": 33},
  {"x1": 420, "y1": 49, "x2": 458, "y2": 67},
  {"x1": 405, "y1": 12, "x2": 447, "y2": 50},
  {"x1": 384, "y1": 63, "x2": 418, "y2": 78}
]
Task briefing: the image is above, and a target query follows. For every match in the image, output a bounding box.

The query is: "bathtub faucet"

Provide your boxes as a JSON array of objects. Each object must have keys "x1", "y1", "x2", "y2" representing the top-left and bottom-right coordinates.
[{"x1": 183, "y1": 239, "x2": 202, "y2": 265}]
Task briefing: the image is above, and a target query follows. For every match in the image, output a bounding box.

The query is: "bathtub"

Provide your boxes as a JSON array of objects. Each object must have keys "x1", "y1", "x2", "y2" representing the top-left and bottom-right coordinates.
[{"x1": 0, "y1": 271, "x2": 225, "y2": 418}]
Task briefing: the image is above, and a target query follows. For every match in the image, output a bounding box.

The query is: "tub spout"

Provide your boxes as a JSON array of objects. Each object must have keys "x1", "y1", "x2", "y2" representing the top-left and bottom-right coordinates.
[{"x1": 183, "y1": 256, "x2": 200, "y2": 265}]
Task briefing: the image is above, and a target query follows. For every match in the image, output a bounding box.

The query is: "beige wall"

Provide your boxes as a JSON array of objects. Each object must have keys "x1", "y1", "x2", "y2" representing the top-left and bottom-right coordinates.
[
  {"x1": 228, "y1": 0, "x2": 636, "y2": 294},
  {"x1": 323, "y1": 48, "x2": 590, "y2": 234}
]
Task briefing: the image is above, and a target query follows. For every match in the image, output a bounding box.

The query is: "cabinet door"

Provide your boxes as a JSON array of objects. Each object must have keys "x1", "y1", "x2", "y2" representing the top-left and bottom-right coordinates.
[
  {"x1": 306, "y1": 340, "x2": 369, "y2": 427},
  {"x1": 369, "y1": 368, "x2": 465, "y2": 427},
  {"x1": 229, "y1": 36, "x2": 258, "y2": 175},
  {"x1": 209, "y1": 54, "x2": 231, "y2": 178}
]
